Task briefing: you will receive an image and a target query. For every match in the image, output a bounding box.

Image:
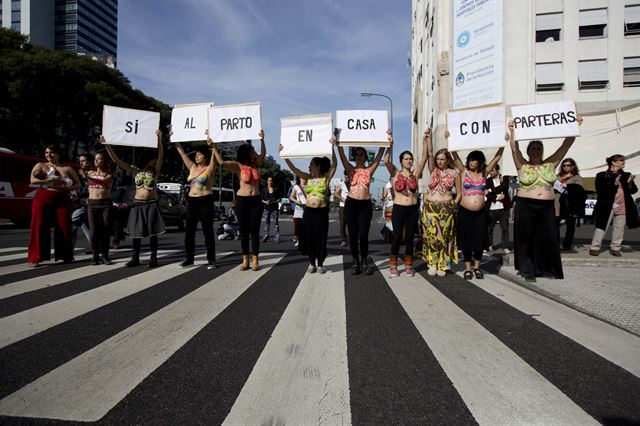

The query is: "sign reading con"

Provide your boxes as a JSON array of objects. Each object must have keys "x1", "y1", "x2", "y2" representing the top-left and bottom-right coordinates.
[
  {"x1": 102, "y1": 105, "x2": 160, "y2": 148},
  {"x1": 170, "y1": 103, "x2": 212, "y2": 143},
  {"x1": 335, "y1": 110, "x2": 389, "y2": 147},
  {"x1": 280, "y1": 113, "x2": 333, "y2": 158},
  {"x1": 447, "y1": 106, "x2": 506, "y2": 151},
  {"x1": 511, "y1": 101, "x2": 580, "y2": 140},
  {"x1": 208, "y1": 102, "x2": 262, "y2": 143}
]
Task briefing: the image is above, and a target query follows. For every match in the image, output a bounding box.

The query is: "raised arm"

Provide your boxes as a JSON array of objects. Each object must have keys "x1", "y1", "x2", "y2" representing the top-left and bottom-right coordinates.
[
  {"x1": 416, "y1": 128, "x2": 431, "y2": 179},
  {"x1": 485, "y1": 147, "x2": 505, "y2": 175},
  {"x1": 101, "y1": 136, "x2": 135, "y2": 174},
  {"x1": 211, "y1": 143, "x2": 239, "y2": 172},
  {"x1": 508, "y1": 120, "x2": 526, "y2": 171},
  {"x1": 284, "y1": 158, "x2": 312, "y2": 181},
  {"x1": 174, "y1": 135, "x2": 195, "y2": 170},
  {"x1": 545, "y1": 114, "x2": 583, "y2": 166},
  {"x1": 255, "y1": 130, "x2": 266, "y2": 167},
  {"x1": 206, "y1": 138, "x2": 217, "y2": 175},
  {"x1": 327, "y1": 139, "x2": 338, "y2": 180},
  {"x1": 446, "y1": 130, "x2": 465, "y2": 173},
  {"x1": 384, "y1": 130, "x2": 396, "y2": 176},
  {"x1": 154, "y1": 130, "x2": 164, "y2": 175}
]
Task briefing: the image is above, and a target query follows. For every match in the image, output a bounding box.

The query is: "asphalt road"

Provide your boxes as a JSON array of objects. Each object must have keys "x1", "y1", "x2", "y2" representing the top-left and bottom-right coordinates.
[{"x1": 0, "y1": 211, "x2": 639, "y2": 425}]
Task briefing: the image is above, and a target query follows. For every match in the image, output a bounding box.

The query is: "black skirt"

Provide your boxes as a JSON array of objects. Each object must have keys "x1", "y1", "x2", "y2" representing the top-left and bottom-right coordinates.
[{"x1": 127, "y1": 199, "x2": 166, "y2": 238}]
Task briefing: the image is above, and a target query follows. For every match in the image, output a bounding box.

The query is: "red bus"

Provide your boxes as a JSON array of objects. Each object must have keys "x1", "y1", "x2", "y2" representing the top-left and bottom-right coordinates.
[{"x1": 0, "y1": 149, "x2": 45, "y2": 227}]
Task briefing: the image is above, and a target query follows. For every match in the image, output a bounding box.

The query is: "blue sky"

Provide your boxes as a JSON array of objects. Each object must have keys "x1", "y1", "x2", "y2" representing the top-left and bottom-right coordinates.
[{"x1": 118, "y1": 0, "x2": 412, "y2": 199}]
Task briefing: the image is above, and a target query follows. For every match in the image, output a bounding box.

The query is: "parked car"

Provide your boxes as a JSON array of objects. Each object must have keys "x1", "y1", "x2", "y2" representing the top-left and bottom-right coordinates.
[
  {"x1": 157, "y1": 189, "x2": 186, "y2": 231},
  {"x1": 279, "y1": 198, "x2": 293, "y2": 215}
]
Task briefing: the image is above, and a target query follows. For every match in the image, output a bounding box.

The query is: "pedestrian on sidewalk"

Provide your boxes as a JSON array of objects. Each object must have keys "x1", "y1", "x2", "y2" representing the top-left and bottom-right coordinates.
[
  {"x1": 260, "y1": 176, "x2": 280, "y2": 243},
  {"x1": 102, "y1": 130, "x2": 166, "y2": 268},
  {"x1": 71, "y1": 153, "x2": 92, "y2": 252},
  {"x1": 289, "y1": 176, "x2": 306, "y2": 249},
  {"x1": 212, "y1": 131, "x2": 266, "y2": 271},
  {"x1": 174, "y1": 133, "x2": 218, "y2": 270},
  {"x1": 485, "y1": 164, "x2": 512, "y2": 253},
  {"x1": 333, "y1": 172, "x2": 349, "y2": 247},
  {"x1": 507, "y1": 115, "x2": 583, "y2": 282},
  {"x1": 86, "y1": 152, "x2": 115, "y2": 265},
  {"x1": 282, "y1": 140, "x2": 337, "y2": 274},
  {"x1": 449, "y1": 131, "x2": 505, "y2": 280},
  {"x1": 337, "y1": 132, "x2": 385, "y2": 275},
  {"x1": 589, "y1": 155, "x2": 638, "y2": 257},
  {"x1": 555, "y1": 158, "x2": 586, "y2": 251}
]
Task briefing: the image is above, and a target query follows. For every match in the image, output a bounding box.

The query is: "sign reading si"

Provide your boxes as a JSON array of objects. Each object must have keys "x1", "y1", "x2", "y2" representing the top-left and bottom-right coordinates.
[
  {"x1": 335, "y1": 110, "x2": 389, "y2": 147},
  {"x1": 447, "y1": 106, "x2": 506, "y2": 151},
  {"x1": 280, "y1": 113, "x2": 333, "y2": 158},
  {"x1": 170, "y1": 103, "x2": 212, "y2": 143},
  {"x1": 208, "y1": 102, "x2": 262, "y2": 143},
  {"x1": 511, "y1": 101, "x2": 580, "y2": 140},
  {"x1": 102, "y1": 105, "x2": 160, "y2": 148}
]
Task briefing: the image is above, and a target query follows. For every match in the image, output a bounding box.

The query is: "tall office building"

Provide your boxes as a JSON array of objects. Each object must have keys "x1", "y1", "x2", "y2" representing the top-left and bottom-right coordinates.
[
  {"x1": 411, "y1": 0, "x2": 640, "y2": 177},
  {"x1": 1, "y1": 0, "x2": 117, "y2": 66}
]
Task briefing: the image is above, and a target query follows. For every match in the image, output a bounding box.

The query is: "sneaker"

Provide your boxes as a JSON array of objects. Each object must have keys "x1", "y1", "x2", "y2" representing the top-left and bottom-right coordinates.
[
  {"x1": 589, "y1": 249, "x2": 599, "y2": 256},
  {"x1": 427, "y1": 267, "x2": 437, "y2": 276},
  {"x1": 351, "y1": 263, "x2": 361, "y2": 275},
  {"x1": 609, "y1": 249, "x2": 622, "y2": 257},
  {"x1": 294, "y1": 240, "x2": 299, "y2": 247},
  {"x1": 307, "y1": 265, "x2": 317, "y2": 273},
  {"x1": 102, "y1": 257, "x2": 113, "y2": 266},
  {"x1": 126, "y1": 258, "x2": 140, "y2": 267},
  {"x1": 405, "y1": 267, "x2": 415, "y2": 277},
  {"x1": 523, "y1": 272, "x2": 536, "y2": 282},
  {"x1": 362, "y1": 257, "x2": 374, "y2": 276},
  {"x1": 340, "y1": 240, "x2": 347, "y2": 247},
  {"x1": 92, "y1": 258, "x2": 101, "y2": 266},
  {"x1": 483, "y1": 250, "x2": 490, "y2": 256},
  {"x1": 180, "y1": 259, "x2": 194, "y2": 268},
  {"x1": 318, "y1": 266, "x2": 326, "y2": 274},
  {"x1": 436, "y1": 269, "x2": 446, "y2": 277},
  {"x1": 503, "y1": 248, "x2": 512, "y2": 254},
  {"x1": 389, "y1": 267, "x2": 399, "y2": 277},
  {"x1": 207, "y1": 261, "x2": 217, "y2": 270}
]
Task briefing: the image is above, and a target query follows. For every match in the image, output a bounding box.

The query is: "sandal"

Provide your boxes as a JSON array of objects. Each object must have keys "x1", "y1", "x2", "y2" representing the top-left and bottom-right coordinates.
[
  {"x1": 473, "y1": 269, "x2": 484, "y2": 279},
  {"x1": 463, "y1": 270, "x2": 473, "y2": 280}
]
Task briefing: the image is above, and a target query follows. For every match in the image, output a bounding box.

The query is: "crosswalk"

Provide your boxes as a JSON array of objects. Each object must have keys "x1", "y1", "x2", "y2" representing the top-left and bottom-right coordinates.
[{"x1": 0, "y1": 246, "x2": 638, "y2": 424}]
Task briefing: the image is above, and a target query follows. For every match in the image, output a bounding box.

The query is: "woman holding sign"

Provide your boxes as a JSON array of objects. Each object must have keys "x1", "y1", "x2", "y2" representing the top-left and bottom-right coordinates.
[
  {"x1": 175, "y1": 136, "x2": 217, "y2": 269},
  {"x1": 508, "y1": 115, "x2": 583, "y2": 282},
  {"x1": 212, "y1": 131, "x2": 266, "y2": 271},
  {"x1": 102, "y1": 130, "x2": 165, "y2": 268},
  {"x1": 282, "y1": 141, "x2": 338, "y2": 273},
  {"x1": 449, "y1": 131, "x2": 505, "y2": 280},
  {"x1": 337, "y1": 136, "x2": 386, "y2": 275},
  {"x1": 383, "y1": 130, "x2": 429, "y2": 277}
]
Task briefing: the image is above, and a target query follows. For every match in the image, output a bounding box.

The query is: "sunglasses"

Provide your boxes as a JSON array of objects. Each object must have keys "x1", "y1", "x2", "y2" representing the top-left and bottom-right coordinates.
[{"x1": 562, "y1": 164, "x2": 573, "y2": 167}]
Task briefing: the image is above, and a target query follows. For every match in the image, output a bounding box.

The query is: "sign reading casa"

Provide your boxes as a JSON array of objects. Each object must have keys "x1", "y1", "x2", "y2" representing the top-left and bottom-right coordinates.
[{"x1": 335, "y1": 110, "x2": 389, "y2": 147}]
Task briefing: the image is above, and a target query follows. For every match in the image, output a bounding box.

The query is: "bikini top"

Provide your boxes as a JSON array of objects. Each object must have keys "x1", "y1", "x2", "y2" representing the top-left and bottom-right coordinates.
[
  {"x1": 241, "y1": 164, "x2": 260, "y2": 185},
  {"x1": 305, "y1": 177, "x2": 329, "y2": 201},
  {"x1": 520, "y1": 163, "x2": 556, "y2": 190},
  {"x1": 88, "y1": 174, "x2": 108, "y2": 190},
  {"x1": 132, "y1": 166, "x2": 156, "y2": 191},
  {"x1": 187, "y1": 167, "x2": 210, "y2": 191},
  {"x1": 350, "y1": 168, "x2": 371, "y2": 194},
  {"x1": 462, "y1": 172, "x2": 486, "y2": 196},
  {"x1": 428, "y1": 168, "x2": 458, "y2": 193},
  {"x1": 394, "y1": 173, "x2": 417, "y2": 196}
]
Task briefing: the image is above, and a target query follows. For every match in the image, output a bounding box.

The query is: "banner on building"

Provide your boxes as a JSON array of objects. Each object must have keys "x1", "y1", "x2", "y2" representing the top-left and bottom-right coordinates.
[
  {"x1": 335, "y1": 110, "x2": 389, "y2": 147},
  {"x1": 102, "y1": 105, "x2": 160, "y2": 148},
  {"x1": 511, "y1": 101, "x2": 580, "y2": 140},
  {"x1": 169, "y1": 103, "x2": 212, "y2": 143},
  {"x1": 447, "y1": 106, "x2": 506, "y2": 150},
  {"x1": 280, "y1": 113, "x2": 333, "y2": 158},
  {"x1": 452, "y1": 0, "x2": 503, "y2": 110},
  {"x1": 208, "y1": 102, "x2": 262, "y2": 143}
]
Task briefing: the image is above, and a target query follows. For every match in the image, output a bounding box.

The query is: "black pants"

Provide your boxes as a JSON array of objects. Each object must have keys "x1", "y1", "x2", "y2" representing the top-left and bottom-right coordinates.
[
  {"x1": 557, "y1": 215, "x2": 577, "y2": 249},
  {"x1": 88, "y1": 198, "x2": 112, "y2": 258},
  {"x1": 303, "y1": 206, "x2": 330, "y2": 266},
  {"x1": 338, "y1": 206, "x2": 347, "y2": 241},
  {"x1": 487, "y1": 208, "x2": 510, "y2": 249},
  {"x1": 457, "y1": 206, "x2": 486, "y2": 262},
  {"x1": 185, "y1": 194, "x2": 215, "y2": 262},
  {"x1": 391, "y1": 203, "x2": 419, "y2": 258},
  {"x1": 344, "y1": 197, "x2": 373, "y2": 261},
  {"x1": 132, "y1": 235, "x2": 158, "y2": 256},
  {"x1": 514, "y1": 197, "x2": 563, "y2": 279},
  {"x1": 236, "y1": 195, "x2": 263, "y2": 255}
]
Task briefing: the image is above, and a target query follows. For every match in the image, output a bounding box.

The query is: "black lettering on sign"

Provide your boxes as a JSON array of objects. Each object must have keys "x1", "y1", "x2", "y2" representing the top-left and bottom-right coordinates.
[
  {"x1": 347, "y1": 119, "x2": 376, "y2": 130},
  {"x1": 184, "y1": 117, "x2": 196, "y2": 129},
  {"x1": 298, "y1": 129, "x2": 313, "y2": 142},
  {"x1": 566, "y1": 110, "x2": 576, "y2": 122},
  {"x1": 220, "y1": 117, "x2": 253, "y2": 130},
  {"x1": 125, "y1": 120, "x2": 139, "y2": 134},
  {"x1": 460, "y1": 120, "x2": 490, "y2": 135},
  {"x1": 460, "y1": 122, "x2": 468, "y2": 135}
]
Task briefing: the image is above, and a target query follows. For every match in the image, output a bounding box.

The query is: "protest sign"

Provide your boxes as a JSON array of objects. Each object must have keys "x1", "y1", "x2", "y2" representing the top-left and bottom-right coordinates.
[
  {"x1": 280, "y1": 113, "x2": 333, "y2": 158},
  {"x1": 208, "y1": 102, "x2": 262, "y2": 143},
  {"x1": 447, "y1": 106, "x2": 506, "y2": 151},
  {"x1": 335, "y1": 110, "x2": 389, "y2": 147},
  {"x1": 170, "y1": 103, "x2": 212, "y2": 143},
  {"x1": 102, "y1": 105, "x2": 160, "y2": 148},
  {"x1": 511, "y1": 101, "x2": 580, "y2": 140}
]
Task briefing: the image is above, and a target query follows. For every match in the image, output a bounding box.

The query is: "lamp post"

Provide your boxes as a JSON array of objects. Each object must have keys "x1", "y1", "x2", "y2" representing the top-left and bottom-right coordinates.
[{"x1": 360, "y1": 92, "x2": 393, "y2": 134}]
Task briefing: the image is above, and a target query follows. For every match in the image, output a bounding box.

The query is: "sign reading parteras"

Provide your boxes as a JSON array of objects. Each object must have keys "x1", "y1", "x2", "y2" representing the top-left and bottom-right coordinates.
[
  {"x1": 335, "y1": 110, "x2": 390, "y2": 147},
  {"x1": 170, "y1": 103, "x2": 212, "y2": 143},
  {"x1": 102, "y1": 105, "x2": 160, "y2": 148},
  {"x1": 452, "y1": 0, "x2": 503, "y2": 109},
  {"x1": 208, "y1": 102, "x2": 262, "y2": 143},
  {"x1": 511, "y1": 101, "x2": 580, "y2": 140},
  {"x1": 447, "y1": 106, "x2": 506, "y2": 150},
  {"x1": 280, "y1": 113, "x2": 333, "y2": 158}
]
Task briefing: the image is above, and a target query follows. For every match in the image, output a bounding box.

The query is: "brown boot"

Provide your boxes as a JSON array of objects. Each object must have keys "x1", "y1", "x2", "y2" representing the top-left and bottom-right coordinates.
[
  {"x1": 251, "y1": 255, "x2": 259, "y2": 271},
  {"x1": 240, "y1": 255, "x2": 250, "y2": 271}
]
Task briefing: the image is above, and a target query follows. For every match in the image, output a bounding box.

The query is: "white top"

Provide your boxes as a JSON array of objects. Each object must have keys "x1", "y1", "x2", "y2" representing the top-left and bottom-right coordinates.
[{"x1": 339, "y1": 181, "x2": 348, "y2": 207}]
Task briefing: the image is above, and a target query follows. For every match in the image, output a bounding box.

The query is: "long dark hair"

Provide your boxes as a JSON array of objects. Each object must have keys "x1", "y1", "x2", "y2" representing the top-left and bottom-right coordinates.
[
  {"x1": 606, "y1": 154, "x2": 625, "y2": 168},
  {"x1": 557, "y1": 157, "x2": 579, "y2": 176},
  {"x1": 465, "y1": 150, "x2": 486, "y2": 172},
  {"x1": 311, "y1": 156, "x2": 331, "y2": 176},
  {"x1": 194, "y1": 145, "x2": 210, "y2": 166},
  {"x1": 236, "y1": 144, "x2": 254, "y2": 166}
]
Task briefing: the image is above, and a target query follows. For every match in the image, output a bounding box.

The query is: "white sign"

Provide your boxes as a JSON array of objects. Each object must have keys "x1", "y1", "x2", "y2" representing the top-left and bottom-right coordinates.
[
  {"x1": 102, "y1": 105, "x2": 160, "y2": 148},
  {"x1": 447, "y1": 106, "x2": 506, "y2": 151},
  {"x1": 170, "y1": 103, "x2": 212, "y2": 143},
  {"x1": 511, "y1": 101, "x2": 580, "y2": 140},
  {"x1": 208, "y1": 102, "x2": 262, "y2": 143},
  {"x1": 280, "y1": 113, "x2": 333, "y2": 158},
  {"x1": 452, "y1": 0, "x2": 503, "y2": 109},
  {"x1": 335, "y1": 110, "x2": 389, "y2": 147}
]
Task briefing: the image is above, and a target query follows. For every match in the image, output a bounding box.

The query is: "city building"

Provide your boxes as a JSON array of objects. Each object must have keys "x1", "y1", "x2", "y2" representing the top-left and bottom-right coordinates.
[
  {"x1": 411, "y1": 0, "x2": 640, "y2": 177},
  {"x1": 1, "y1": 0, "x2": 117, "y2": 67}
]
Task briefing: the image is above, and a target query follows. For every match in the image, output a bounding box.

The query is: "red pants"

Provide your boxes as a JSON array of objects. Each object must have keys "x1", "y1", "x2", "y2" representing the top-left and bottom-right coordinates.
[{"x1": 28, "y1": 189, "x2": 73, "y2": 264}]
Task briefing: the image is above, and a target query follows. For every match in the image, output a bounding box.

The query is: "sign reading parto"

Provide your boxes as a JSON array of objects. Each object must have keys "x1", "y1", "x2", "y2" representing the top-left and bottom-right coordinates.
[
  {"x1": 335, "y1": 110, "x2": 389, "y2": 147},
  {"x1": 447, "y1": 106, "x2": 506, "y2": 151},
  {"x1": 209, "y1": 102, "x2": 262, "y2": 143},
  {"x1": 102, "y1": 105, "x2": 160, "y2": 148},
  {"x1": 280, "y1": 113, "x2": 333, "y2": 158},
  {"x1": 511, "y1": 101, "x2": 580, "y2": 140}
]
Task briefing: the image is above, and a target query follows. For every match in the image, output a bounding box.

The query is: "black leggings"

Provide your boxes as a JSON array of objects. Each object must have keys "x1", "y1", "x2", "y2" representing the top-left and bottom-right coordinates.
[
  {"x1": 344, "y1": 197, "x2": 373, "y2": 261},
  {"x1": 235, "y1": 195, "x2": 263, "y2": 255},
  {"x1": 185, "y1": 194, "x2": 215, "y2": 262},
  {"x1": 391, "y1": 203, "x2": 419, "y2": 258},
  {"x1": 132, "y1": 235, "x2": 158, "y2": 256},
  {"x1": 303, "y1": 206, "x2": 330, "y2": 267},
  {"x1": 88, "y1": 198, "x2": 112, "y2": 258},
  {"x1": 457, "y1": 206, "x2": 485, "y2": 262}
]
